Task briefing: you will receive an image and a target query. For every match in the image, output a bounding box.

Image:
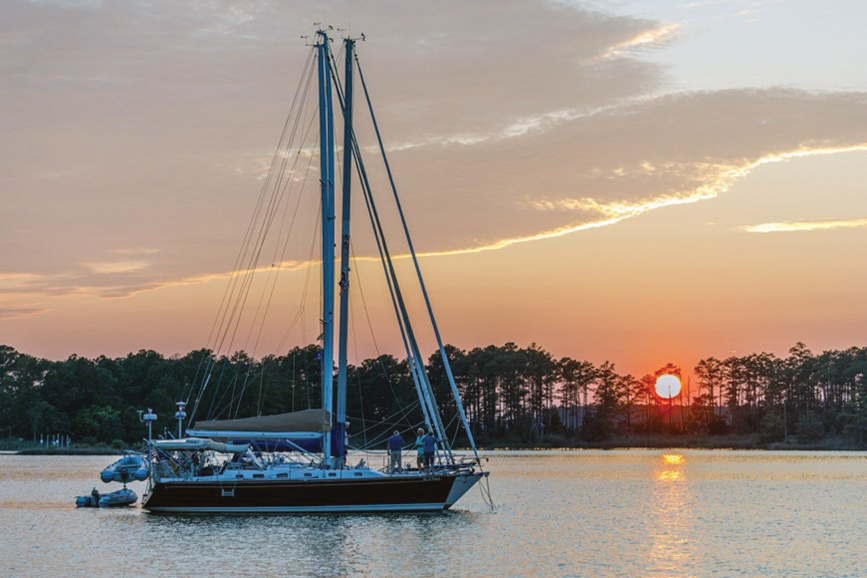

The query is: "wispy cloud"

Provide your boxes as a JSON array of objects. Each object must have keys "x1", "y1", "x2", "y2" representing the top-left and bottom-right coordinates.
[
  {"x1": 0, "y1": 305, "x2": 46, "y2": 319},
  {"x1": 111, "y1": 248, "x2": 160, "y2": 257},
  {"x1": 0, "y1": 273, "x2": 46, "y2": 282},
  {"x1": 599, "y1": 23, "x2": 679, "y2": 59},
  {"x1": 98, "y1": 259, "x2": 314, "y2": 298},
  {"x1": 521, "y1": 144, "x2": 867, "y2": 243},
  {"x1": 387, "y1": 103, "x2": 635, "y2": 152},
  {"x1": 741, "y1": 218, "x2": 867, "y2": 233},
  {"x1": 4, "y1": 1, "x2": 867, "y2": 314},
  {"x1": 84, "y1": 260, "x2": 150, "y2": 274},
  {"x1": 5, "y1": 141, "x2": 867, "y2": 301}
]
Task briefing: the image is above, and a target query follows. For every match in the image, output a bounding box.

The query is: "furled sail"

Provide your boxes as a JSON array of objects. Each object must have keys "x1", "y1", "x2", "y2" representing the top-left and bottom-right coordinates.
[
  {"x1": 188, "y1": 408, "x2": 331, "y2": 436},
  {"x1": 186, "y1": 409, "x2": 339, "y2": 453}
]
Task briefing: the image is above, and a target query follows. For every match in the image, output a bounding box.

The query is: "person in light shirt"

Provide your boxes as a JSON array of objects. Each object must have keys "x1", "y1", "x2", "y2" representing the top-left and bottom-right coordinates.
[{"x1": 414, "y1": 428, "x2": 425, "y2": 470}]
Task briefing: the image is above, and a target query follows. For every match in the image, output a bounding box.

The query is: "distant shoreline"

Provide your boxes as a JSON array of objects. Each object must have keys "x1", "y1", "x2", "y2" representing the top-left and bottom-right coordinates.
[
  {"x1": 14, "y1": 447, "x2": 127, "y2": 456},
  {"x1": 4, "y1": 436, "x2": 862, "y2": 456},
  {"x1": 472, "y1": 435, "x2": 864, "y2": 451}
]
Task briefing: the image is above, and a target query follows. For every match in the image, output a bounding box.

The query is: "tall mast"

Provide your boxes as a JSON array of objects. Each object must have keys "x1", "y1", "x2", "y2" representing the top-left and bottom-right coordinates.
[
  {"x1": 335, "y1": 37, "x2": 355, "y2": 465},
  {"x1": 316, "y1": 30, "x2": 335, "y2": 466}
]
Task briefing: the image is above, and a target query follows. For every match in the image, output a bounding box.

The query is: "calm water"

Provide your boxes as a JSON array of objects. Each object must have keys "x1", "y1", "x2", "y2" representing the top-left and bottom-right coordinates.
[{"x1": 2, "y1": 450, "x2": 866, "y2": 577}]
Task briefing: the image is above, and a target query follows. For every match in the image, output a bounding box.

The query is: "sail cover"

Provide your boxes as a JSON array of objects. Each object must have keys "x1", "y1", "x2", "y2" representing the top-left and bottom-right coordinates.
[{"x1": 190, "y1": 408, "x2": 331, "y2": 435}]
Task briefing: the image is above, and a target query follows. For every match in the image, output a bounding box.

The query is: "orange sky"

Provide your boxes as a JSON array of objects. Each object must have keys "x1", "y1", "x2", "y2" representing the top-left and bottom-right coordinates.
[{"x1": 3, "y1": 1, "x2": 867, "y2": 380}]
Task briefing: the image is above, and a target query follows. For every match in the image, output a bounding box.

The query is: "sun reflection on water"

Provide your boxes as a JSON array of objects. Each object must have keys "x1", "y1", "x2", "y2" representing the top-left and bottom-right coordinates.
[
  {"x1": 648, "y1": 453, "x2": 690, "y2": 575},
  {"x1": 657, "y1": 469, "x2": 683, "y2": 482},
  {"x1": 662, "y1": 454, "x2": 684, "y2": 466}
]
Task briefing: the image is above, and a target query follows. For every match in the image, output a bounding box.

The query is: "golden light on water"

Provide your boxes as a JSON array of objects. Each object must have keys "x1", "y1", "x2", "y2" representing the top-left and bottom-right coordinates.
[
  {"x1": 655, "y1": 374, "x2": 682, "y2": 398},
  {"x1": 662, "y1": 454, "x2": 684, "y2": 466},
  {"x1": 657, "y1": 454, "x2": 686, "y2": 482},
  {"x1": 649, "y1": 453, "x2": 689, "y2": 573},
  {"x1": 657, "y1": 470, "x2": 683, "y2": 482}
]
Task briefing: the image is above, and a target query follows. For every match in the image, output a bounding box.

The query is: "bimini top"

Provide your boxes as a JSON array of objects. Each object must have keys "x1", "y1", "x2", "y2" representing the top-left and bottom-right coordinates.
[
  {"x1": 152, "y1": 438, "x2": 250, "y2": 453},
  {"x1": 189, "y1": 408, "x2": 331, "y2": 437}
]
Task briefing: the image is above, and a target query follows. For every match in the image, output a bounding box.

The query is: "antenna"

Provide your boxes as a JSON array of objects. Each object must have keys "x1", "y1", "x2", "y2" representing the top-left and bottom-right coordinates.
[
  {"x1": 141, "y1": 408, "x2": 157, "y2": 443},
  {"x1": 175, "y1": 401, "x2": 187, "y2": 439}
]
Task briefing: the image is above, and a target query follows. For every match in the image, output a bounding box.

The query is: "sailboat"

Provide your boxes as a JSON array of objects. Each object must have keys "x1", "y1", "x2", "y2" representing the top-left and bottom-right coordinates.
[{"x1": 141, "y1": 29, "x2": 489, "y2": 513}]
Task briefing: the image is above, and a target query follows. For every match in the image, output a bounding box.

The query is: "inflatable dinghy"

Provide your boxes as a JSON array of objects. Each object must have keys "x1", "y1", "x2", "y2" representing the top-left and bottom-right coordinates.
[
  {"x1": 100, "y1": 455, "x2": 148, "y2": 483},
  {"x1": 75, "y1": 488, "x2": 137, "y2": 508}
]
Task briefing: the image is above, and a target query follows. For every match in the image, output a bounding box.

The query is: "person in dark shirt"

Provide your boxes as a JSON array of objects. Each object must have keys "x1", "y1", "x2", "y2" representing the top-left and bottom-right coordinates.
[
  {"x1": 387, "y1": 430, "x2": 403, "y2": 474},
  {"x1": 422, "y1": 430, "x2": 438, "y2": 472},
  {"x1": 91, "y1": 487, "x2": 100, "y2": 506}
]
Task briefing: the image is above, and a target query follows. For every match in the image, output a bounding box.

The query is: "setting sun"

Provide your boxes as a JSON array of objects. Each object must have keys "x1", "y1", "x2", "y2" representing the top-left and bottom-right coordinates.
[{"x1": 655, "y1": 374, "x2": 682, "y2": 398}]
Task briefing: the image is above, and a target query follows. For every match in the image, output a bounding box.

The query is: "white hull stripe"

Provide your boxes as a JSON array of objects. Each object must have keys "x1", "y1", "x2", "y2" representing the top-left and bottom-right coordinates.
[{"x1": 146, "y1": 503, "x2": 447, "y2": 513}]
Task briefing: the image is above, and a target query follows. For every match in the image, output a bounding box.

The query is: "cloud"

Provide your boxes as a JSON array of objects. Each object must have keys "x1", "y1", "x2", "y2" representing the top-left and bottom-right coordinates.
[
  {"x1": 0, "y1": 273, "x2": 60, "y2": 295},
  {"x1": 2, "y1": 0, "x2": 867, "y2": 303},
  {"x1": 0, "y1": 305, "x2": 46, "y2": 319},
  {"x1": 384, "y1": 88, "x2": 867, "y2": 253},
  {"x1": 111, "y1": 248, "x2": 160, "y2": 256},
  {"x1": 84, "y1": 260, "x2": 150, "y2": 274},
  {"x1": 0, "y1": 257, "x2": 315, "y2": 299},
  {"x1": 741, "y1": 218, "x2": 867, "y2": 233},
  {"x1": 599, "y1": 23, "x2": 680, "y2": 59}
]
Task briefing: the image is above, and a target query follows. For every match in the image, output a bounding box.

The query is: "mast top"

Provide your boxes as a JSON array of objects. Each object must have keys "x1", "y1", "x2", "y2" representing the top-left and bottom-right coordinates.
[{"x1": 303, "y1": 26, "x2": 365, "y2": 46}]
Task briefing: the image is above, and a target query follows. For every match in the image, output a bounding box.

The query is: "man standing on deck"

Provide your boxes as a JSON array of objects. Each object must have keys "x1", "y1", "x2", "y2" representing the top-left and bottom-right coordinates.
[
  {"x1": 387, "y1": 430, "x2": 403, "y2": 474},
  {"x1": 422, "y1": 430, "x2": 438, "y2": 472}
]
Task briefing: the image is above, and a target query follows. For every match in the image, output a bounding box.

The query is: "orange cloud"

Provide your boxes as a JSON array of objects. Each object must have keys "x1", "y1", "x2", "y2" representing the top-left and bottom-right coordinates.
[
  {"x1": 85, "y1": 260, "x2": 150, "y2": 274},
  {"x1": 741, "y1": 218, "x2": 867, "y2": 233}
]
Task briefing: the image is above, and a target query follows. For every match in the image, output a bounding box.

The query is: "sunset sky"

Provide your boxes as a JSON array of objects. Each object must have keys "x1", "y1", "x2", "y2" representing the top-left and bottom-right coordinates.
[{"x1": 3, "y1": 0, "x2": 867, "y2": 379}]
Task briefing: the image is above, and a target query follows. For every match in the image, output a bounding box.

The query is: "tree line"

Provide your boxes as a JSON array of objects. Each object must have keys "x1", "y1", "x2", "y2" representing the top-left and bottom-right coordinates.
[{"x1": 1, "y1": 341, "x2": 865, "y2": 448}]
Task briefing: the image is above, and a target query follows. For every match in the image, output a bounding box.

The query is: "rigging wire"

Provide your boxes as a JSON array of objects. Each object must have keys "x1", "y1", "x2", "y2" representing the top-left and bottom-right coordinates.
[
  {"x1": 211, "y1": 51, "x2": 315, "y2": 358},
  {"x1": 188, "y1": 47, "x2": 317, "y2": 425},
  {"x1": 348, "y1": 399, "x2": 421, "y2": 438},
  {"x1": 327, "y1": 53, "x2": 446, "y2": 453},
  {"x1": 274, "y1": 209, "x2": 320, "y2": 355},
  {"x1": 241, "y1": 70, "x2": 319, "y2": 357},
  {"x1": 347, "y1": 249, "x2": 368, "y2": 449},
  {"x1": 193, "y1": 44, "x2": 340, "y2": 424},
  {"x1": 185, "y1": 46, "x2": 314, "y2": 408},
  {"x1": 240, "y1": 109, "x2": 321, "y2": 417},
  {"x1": 356, "y1": 56, "x2": 478, "y2": 461},
  {"x1": 187, "y1": 40, "x2": 482, "y2": 486},
  {"x1": 330, "y1": 47, "x2": 429, "y2": 440},
  {"x1": 347, "y1": 242, "x2": 419, "y2": 431}
]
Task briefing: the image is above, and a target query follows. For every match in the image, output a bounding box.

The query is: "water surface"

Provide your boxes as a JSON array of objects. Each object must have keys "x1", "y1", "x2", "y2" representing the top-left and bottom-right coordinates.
[{"x1": 2, "y1": 450, "x2": 865, "y2": 576}]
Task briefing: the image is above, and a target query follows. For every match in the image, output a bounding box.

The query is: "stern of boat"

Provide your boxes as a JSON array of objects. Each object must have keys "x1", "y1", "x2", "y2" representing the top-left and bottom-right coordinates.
[{"x1": 444, "y1": 470, "x2": 488, "y2": 509}]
